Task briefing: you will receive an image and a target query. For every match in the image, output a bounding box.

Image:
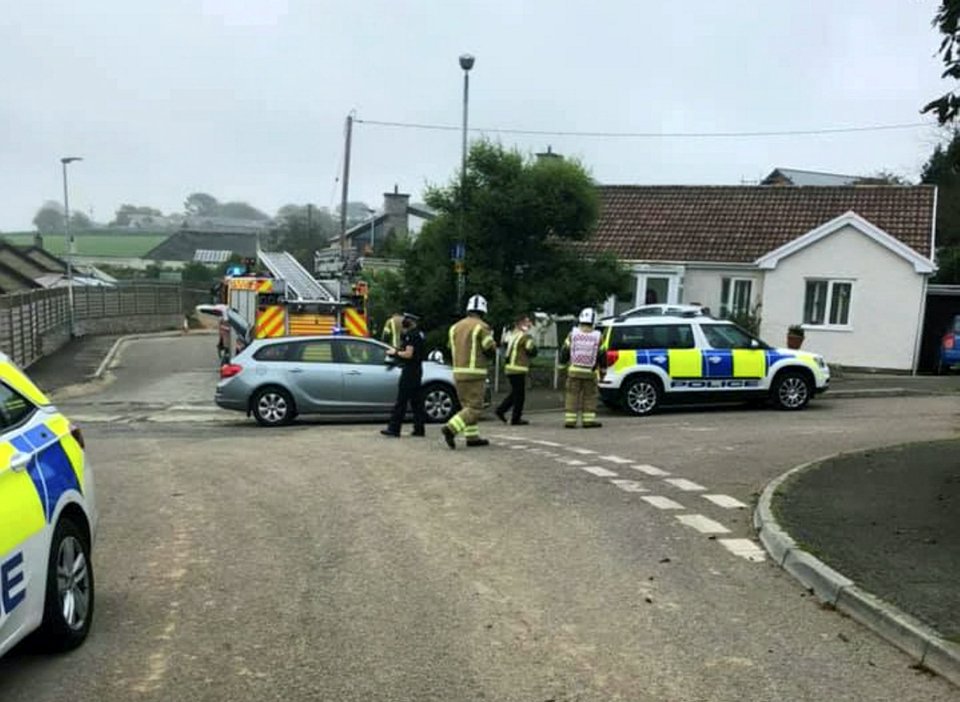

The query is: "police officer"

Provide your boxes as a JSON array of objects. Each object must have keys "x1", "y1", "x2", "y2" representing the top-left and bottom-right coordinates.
[
  {"x1": 441, "y1": 294, "x2": 496, "y2": 449},
  {"x1": 560, "y1": 307, "x2": 605, "y2": 428},
  {"x1": 381, "y1": 312, "x2": 405, "y2": 349},
  {"x1": 495, "y1": 314, "x2": 537, "y2": 425},
  {"x1": 381, "y1": 312, "x2": 427, "y2": 437}
]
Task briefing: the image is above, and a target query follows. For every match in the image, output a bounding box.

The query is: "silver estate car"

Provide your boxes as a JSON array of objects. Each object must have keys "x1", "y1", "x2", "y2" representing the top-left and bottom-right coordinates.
[{"x1": 215, "y1": 335, "x2": 462, "y2": 426}]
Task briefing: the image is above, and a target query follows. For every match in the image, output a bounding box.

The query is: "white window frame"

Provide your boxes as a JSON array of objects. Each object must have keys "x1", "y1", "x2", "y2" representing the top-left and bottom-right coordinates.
[
  {"x1": 719, "y1": 277, "x2": 753, "y2": 319},
  {"x1": 802, "y1": 278, "x2": 854, "y2": 331}
]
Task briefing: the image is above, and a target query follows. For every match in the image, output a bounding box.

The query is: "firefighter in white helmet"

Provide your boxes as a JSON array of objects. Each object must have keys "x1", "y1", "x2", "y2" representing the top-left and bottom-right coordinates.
[
  {"x1": 441, "y1": 294, "x2": 497, "y2": 449},
  {"x1": 559, "y1": 307, "x2": 606, "y2": 428}
]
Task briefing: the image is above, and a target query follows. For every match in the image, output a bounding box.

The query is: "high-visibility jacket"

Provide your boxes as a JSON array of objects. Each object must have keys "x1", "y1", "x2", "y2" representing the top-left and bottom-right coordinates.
[
  {"x1": 562, "y1": 326, "x2": 604, "y2": 379},
  {"x1": 504, "y1": 330, "x2": 537, "y2": 374},
  {"x1": 381, "y1": 314, "x2": 404, "y2": 348},
  {"x1": 449, "y1": 316, "x2": 496, "y2": 381}
]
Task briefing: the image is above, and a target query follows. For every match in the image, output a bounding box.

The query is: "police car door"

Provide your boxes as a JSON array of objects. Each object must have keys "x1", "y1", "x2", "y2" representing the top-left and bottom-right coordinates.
[
  {"x1": 0, "y1": 383, "x2": 59, "y2": 652},
  {"x1": 700, "y1": 323, "x2": 766, "y2": 392}
]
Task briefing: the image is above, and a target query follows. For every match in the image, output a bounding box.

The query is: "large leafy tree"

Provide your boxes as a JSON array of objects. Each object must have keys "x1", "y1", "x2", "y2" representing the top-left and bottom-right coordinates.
[
  {"x1": 273, "y1": 204, "x2": 337, "y2": 269},
  {"x1": 922, "y1": 129, "x2": 960, "y2": 281},
  {"x1": 394, "y1": 140, "x2": 630, "y2": 339},
  {"x1": 924, "y1": 1, "x2": 960, "y2": 123},
  {"x1": 32, "y1": 201, "x2": 64, "y2": 233}
]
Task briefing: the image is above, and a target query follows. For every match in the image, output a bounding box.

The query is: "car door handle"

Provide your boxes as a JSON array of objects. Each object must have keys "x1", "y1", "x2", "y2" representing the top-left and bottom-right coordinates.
[
  {"x1": 346, "y1": 370, "x2": 362, "y2": 376},
  {"x1": 289, "y1": 368, "x2": 304, "y2": 374}
]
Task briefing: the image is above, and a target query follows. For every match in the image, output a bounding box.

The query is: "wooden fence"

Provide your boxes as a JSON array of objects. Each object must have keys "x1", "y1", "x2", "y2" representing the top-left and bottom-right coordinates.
[{"x1": 0, "y1": 283, "x2": 186, "y2": 368}]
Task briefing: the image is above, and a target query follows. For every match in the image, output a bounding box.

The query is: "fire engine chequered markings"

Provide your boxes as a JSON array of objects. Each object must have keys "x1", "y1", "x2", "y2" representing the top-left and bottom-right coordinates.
[
  {"x1": 641, "y1": 496, "x2": 685, "y2": 510},
  {"x1": 664, "y1": 478, "x2": 707, "y2": 492},
  {"x1": 703, "y1": 494, "x2": 748, "y2": 509},
  {"x1": 675, "y1": 514, "x2": 731, "y2": 535}
]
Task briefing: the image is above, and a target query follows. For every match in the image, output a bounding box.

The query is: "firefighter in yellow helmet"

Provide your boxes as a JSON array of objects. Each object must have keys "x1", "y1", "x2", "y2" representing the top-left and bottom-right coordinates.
[
  {"x1": 441, "y1": 294, "x2": 496, "y2": 449},
  {"x1": 381, "y1": 312, "x2": 405, "y2": 349},
  {"x1": 560, "y1": 307, "x2": 606, "y2": 428}
]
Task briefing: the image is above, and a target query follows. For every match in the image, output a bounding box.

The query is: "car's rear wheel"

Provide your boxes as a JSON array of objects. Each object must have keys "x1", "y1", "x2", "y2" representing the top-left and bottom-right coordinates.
[
  {"x1": 771, "y1": 371, "x2": 812, "y2": 410},
  {"x1": 422, "y1": 383, "x2": 458, "y2": 423},
  {"x1": 621, "y1": 375, "x2": 662, "y2": 416},
  {"x1": 36, "y1": 517, "x2": 94, "y2": 652},
  {"x1": 252, "y1": 387, "x2": 296, "y2": 426}
]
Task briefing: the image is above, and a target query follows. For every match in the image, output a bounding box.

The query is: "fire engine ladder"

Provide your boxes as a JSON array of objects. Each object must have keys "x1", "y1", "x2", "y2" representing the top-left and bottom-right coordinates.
[{"x1": 258, "y1": 251, "x2": 339, "y2": 302}]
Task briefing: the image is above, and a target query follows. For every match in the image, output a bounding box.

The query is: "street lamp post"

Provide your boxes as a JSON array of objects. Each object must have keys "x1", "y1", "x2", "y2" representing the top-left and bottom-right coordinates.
[
  {"x1": 456, "y1": 53, "x2": 474, "y2": 314},
  {"x1": 60, "y1": 156, "x2": 83, "y2": 336}
]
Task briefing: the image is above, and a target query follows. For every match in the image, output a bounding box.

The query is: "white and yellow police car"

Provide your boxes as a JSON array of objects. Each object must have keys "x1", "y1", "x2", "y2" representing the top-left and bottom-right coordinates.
[
  {"x1": 0, "y1": 352, "x2": 96, "y2": 657},
  {"x1": 599, "y1": 316, "x2": 830, "y2": 415}
]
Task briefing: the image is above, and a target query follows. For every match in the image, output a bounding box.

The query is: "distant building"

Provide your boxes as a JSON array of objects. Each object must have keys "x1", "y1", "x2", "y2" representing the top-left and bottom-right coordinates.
[
  {"x1": 341, "y1": 186, "x2": 436, "y2": 254},
  {"x1": 761, "y1": 168, "x2": 862, "y2": 187}
]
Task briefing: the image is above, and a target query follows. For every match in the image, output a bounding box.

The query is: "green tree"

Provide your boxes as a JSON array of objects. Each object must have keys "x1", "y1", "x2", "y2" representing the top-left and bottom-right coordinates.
[
  {"x1": 32, "y1": 201, "x2": 64, "y2": 233},
  {"x1": 924, "y1": 1, "x2": 960, "y2": 123},
  {"x1": 394, "y1": 140, "x2": 631, "y2": 337},
  {"x1": 273, "y1": 207, "x2": 337, "y2": 269},
  {"x1": 184, "y1": 192, "x2": 219, "y2": 216},
  {"x1": 219, "y1": 201, "x2": 270, "y2": 220},
  {"x1": 70, "y1": 211, "x2": 92, "y2": 230},
  {"x1": 111, "y1": 204, "x2": 162, "y2": 226},
  {"x1": 922, "y1": 129, "x2": 960, "y2": 281}
]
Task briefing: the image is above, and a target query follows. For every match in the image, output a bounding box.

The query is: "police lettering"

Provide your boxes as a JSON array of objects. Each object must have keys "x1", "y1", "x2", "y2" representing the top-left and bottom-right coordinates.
[
  {"x1": 670, "y1": 379, "x2": 760, "y2": 389},
  {"x1": 1, "y1": 552, "x2": 26, "y2": 615}
]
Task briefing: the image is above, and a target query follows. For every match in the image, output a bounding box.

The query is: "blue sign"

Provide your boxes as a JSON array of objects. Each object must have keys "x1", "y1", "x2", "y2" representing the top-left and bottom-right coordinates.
[{"x1": 450, "y1": 242, "x2": 466, "y2": 261}]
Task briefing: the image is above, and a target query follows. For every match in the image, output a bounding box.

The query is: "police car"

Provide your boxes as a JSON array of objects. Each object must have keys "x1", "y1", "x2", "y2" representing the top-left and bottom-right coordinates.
[
  {"x1": 0, "y1": 353, "x2": 96, "y2": 657},
  {"x1": 599, "y1": 316, "x2": 830, "y2": 415}
]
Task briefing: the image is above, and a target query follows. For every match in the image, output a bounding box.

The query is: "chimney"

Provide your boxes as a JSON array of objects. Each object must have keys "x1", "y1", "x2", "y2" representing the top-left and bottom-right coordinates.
[
  {"x1": 536, "y1": 145, "x2": 563, "y2": 162},
  {"x1": 382, "y1": 185, "x2": 411, "y2": 241}
]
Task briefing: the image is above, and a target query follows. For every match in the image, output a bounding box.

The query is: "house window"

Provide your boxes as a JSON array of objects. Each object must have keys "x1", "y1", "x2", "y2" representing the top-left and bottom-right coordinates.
[
  {"x1": 720, "y1": 278, "x2": 752, "y2": 319},
  {"x1": 803, "y1": 280, "x2": 853, "y2": 327}
]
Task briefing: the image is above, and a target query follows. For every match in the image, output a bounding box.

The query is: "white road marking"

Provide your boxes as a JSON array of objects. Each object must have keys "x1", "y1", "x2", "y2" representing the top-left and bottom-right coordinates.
[
  {"x1": 703, "y1": 494, "x2": 748, "y2": 509},
  {"x1": 566, "y1": 447, "x2": 597, "y2": 455},
  {"x1": 509, "y1": 445, "x2": 529, "y2": 450},
  {"x1": 490, "y1": 434, "x2": 521, "y2": 441},
  {"x1": 676, "y1": 514, "x2": 731, "y2": 534},
  {"x1": 579, "y1": 465, "x2": 620, "y2": 478},
  {"x1": 610, "y1": 479, "x2": 648, "y2": 493},
  {"x1": 598, "y1": 455, "x2": 633, "y2": 464},
  {"x1": 664, "y1": 478, "x2": 706, "y2": 492},
  {"x1": 532, "y1": 440, "x2": 562, "y2": 447},
  {"x1": 631, "y1": 464, "x2": 670, "y2": 477},
  {"x1": 641, "y1": 496, "x2": 685, "y2": 510},
  {"x1": 718, "y1": 538, "x2": 767, "y2": 562}
]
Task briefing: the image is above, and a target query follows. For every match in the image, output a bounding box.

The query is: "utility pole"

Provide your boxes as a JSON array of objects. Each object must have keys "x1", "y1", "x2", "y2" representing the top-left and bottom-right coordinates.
[
  {"x1": 60, "y1": 156, "x2": 83, "y2": 337},
  {"x1": 339, "y1": 113, "x2": 353, "y2": 256},
  {"x1": 457, "y1": 54, "x2": 475, "y2": 314}
]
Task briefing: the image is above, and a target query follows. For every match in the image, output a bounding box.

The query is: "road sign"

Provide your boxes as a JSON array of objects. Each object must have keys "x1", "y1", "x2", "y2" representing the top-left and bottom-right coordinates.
[
  {"x1": 453, "y1": 261, "x2": 465, "y2": 274},
  {"x1": 450, "y1": 242, "x2": 466, "y2": 261}
]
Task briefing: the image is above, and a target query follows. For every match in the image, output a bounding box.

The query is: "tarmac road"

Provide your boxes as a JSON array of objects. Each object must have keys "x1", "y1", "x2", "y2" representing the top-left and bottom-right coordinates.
[{"x1": 3, "y1": 336, "x2": 959, "y2": 700}]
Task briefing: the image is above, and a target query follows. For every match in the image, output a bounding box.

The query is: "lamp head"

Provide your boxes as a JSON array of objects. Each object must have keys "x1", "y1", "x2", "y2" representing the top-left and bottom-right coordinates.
[
  {"x1": 60, "y1": 156, "x2": 83, "y2": 165},
  {"x1": 459, "y1": 54, "x2": 475, "y2": 71}
]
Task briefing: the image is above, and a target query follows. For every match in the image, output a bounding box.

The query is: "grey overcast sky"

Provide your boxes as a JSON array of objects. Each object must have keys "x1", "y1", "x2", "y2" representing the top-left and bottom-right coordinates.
[{"x1": 0, "y1": 0, "x2": 952, "y2": 231}]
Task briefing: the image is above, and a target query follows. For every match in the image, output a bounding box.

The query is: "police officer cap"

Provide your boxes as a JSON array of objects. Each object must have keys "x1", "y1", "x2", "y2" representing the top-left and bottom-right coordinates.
[{"x1": 402, "y1": 312, "x2": 420, "y2": 322}]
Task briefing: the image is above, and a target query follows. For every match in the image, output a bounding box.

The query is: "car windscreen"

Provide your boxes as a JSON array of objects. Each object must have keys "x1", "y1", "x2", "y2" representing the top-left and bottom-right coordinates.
[{"x1": 608, "y1": 324, "x2": 695, "y2": 350}]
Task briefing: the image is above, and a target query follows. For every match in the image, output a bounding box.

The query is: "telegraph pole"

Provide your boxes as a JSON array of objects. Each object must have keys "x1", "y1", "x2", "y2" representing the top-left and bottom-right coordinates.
[{"x1": 339, "y1": 113, "x2": 353, "y2": 255}]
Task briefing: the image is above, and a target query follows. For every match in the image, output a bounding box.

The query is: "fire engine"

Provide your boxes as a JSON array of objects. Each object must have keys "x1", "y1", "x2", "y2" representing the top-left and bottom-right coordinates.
[{"x1": 202, "y1": 251, "x2": 369, "y2": 363}]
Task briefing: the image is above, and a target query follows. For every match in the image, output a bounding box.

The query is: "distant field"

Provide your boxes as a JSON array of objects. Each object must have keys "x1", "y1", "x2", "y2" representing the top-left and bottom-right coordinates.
[{"x1": 1, "y1": 232, "x2": 168, "y2": 257}]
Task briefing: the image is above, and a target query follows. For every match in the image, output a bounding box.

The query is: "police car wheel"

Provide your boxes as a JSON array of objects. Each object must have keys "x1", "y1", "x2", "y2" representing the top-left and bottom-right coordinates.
[
  {"x1": 622, "y1": 376, "x2": 661, "y2": 416},
  {"x1": 772, "y1": 371, "x2": 812, "y2": 411},
  {"x1": 252, "y1": 387, "x2": 295, "y2": 426},
  {"x1": 422, "y1": 383, "x2": 458, "y2": 423},
  {"x1": 37, "y1": 517, "x2": 94, "y2": 652}
]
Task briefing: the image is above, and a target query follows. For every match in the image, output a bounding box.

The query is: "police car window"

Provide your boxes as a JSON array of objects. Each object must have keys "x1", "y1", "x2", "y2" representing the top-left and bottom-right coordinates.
[
  {"x1": 0, "y1": 384, "x2": 35, "y2": 431},
  {"x1": 294, "y1": 341, "x2": 334, "y2": 363},
  {"x1": 253, "y1": 343, "x2": 293, "y2": 362},
  {"x1": 610, "y1": 324, "x2": 694, "y2": 349},
  {"x1": 337, "y1": 340, "x2": 387, "y2": 365},
  {"x1": 701, "y1": 324, "x2": 755, "y2": 349}
]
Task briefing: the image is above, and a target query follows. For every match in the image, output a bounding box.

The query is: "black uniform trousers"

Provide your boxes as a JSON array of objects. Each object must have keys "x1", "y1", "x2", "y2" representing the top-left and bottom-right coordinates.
[
  {"x1": 388, "y1": 372, "x2": 426, "y2": 434},
  {"x1": 496, "y1": 373, "x2": 527, "y2": 423}
]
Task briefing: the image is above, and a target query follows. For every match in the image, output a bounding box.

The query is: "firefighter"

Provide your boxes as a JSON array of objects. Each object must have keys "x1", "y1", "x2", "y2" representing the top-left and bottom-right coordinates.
[
  {"x1": 441, "y1": 294, "x2": 496, "y2": 449},
  {"x1": 495, "y1": 314, "x2": 537, "y2": 425},
  {"x1": 381, "y1": 312, "x2": 405, "y2": 349},
  {"x1": 560, "y1": 307, "x2": 605, "y2": 429},
  {"x1": 381, "y1": 312, "x2": 427, "y2": 438}
]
